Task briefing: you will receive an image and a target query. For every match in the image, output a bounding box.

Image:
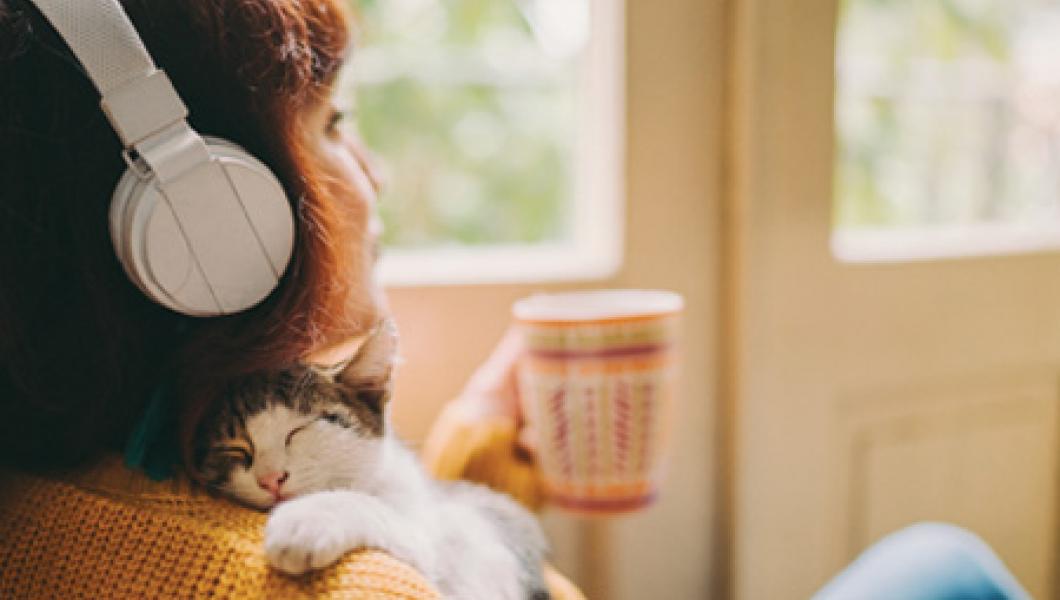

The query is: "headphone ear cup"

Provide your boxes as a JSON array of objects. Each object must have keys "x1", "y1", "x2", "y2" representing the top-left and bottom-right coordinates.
[
  {"x1": 200, "y1": 136, "x2": 297, "y2": 275},
  {"x1": 109, "y1": 138, "x2": 295, "y2": 316},
  {"x1": 109, "y1": 163, "x2": 155, "y2": 302}
]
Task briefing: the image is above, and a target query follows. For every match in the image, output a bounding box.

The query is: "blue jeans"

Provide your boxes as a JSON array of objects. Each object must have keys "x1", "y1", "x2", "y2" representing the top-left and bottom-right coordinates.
[{"x1": 812, "y1": 523, "x2": 1032, "y2": 600}]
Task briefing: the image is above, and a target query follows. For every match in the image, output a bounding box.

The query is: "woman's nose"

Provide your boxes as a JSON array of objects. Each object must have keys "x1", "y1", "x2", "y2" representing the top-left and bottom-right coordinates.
[{"x1": 257, "y1": 471, "x2": 289, "y2": 495}]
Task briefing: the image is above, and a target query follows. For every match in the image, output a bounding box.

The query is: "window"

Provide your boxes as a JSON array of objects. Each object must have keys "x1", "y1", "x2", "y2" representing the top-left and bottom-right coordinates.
[
  {"x1": 343, "y1": 0, "x2": 624, "y2": 284},
  {"x1": 833, "y1": 0, "x2": 1060, "y2": 262}
]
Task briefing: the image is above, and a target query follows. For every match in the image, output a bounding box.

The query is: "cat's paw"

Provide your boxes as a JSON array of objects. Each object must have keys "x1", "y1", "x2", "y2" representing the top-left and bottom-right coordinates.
[{"x1": 264, "y1": 498, "x2": 351, "y2": 575}]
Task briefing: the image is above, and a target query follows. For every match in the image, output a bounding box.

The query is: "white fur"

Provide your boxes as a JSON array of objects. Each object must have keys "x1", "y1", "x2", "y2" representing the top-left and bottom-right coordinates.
[
  {"x1": 431, "y1": 498, "x2": 524, "y2": 600},
  {"x1": 264, "y1": 487, "x2": 438, "y2": 577}
]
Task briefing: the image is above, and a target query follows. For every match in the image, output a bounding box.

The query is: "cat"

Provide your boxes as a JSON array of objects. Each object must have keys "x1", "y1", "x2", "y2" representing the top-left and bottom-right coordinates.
[{"x1": 194, "y1": 320, "x2": 551, "y2": 600}]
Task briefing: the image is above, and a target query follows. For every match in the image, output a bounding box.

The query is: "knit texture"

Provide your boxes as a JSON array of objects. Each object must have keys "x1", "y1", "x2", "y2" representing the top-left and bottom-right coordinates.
[
  {"x1": 0, "y1": 412, "x2": 584, "y2": 599},
  {"x1": 0, "y1": 456, "x2": 439, "y2": 599}
]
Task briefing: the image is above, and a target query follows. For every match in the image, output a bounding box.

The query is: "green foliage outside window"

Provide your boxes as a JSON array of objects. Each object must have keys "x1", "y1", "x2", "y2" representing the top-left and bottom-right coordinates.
[
  {"x1": 345, "y1": 0, "x2": 580, "y2": 249},
  {"x1": 836, "y1": 0, "x2": 1060, "y2": 229}
]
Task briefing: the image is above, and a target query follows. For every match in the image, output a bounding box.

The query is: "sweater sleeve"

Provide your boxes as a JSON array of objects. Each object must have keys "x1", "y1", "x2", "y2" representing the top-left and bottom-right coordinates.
[{"x1": 421, "y1": 401, "x2": 545, "y2": 511}]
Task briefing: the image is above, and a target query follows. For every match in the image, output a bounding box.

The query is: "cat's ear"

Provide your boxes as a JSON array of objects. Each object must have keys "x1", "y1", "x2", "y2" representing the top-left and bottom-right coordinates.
[{"x1": 336, "y1": 319, "x2": 398, "y2": 412}]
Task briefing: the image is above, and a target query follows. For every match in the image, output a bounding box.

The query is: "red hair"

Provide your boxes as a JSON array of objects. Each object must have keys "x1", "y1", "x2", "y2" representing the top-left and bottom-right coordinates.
[{"x1": 0, "y1": 0, "x2": 378, "y2": 470}]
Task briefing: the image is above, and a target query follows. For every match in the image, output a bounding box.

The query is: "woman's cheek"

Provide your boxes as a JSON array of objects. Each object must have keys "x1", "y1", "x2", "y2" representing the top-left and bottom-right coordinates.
[
  {"x1": 314, "y1": 148, "x2": 372, "y2": 240},
  {"x1": 329, "y1": 143, "x2": 387, "y2": 305}
]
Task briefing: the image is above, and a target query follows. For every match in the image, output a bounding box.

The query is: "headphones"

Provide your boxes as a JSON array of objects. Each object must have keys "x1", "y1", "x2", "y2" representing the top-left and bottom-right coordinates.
[{"x1": 26, "y1": 0, "x2": 295, "y2": 316}]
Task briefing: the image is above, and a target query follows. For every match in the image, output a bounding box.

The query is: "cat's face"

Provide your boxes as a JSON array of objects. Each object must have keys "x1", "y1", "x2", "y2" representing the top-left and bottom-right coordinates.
[{"x1": 195, "y1": 322, "x2": 397, "y2": 510}]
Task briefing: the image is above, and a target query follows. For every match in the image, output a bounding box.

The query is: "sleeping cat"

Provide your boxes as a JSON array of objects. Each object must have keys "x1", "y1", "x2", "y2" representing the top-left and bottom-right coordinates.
[{"x1": 194, "y1": 320, "x2": 550, "y2": 600}]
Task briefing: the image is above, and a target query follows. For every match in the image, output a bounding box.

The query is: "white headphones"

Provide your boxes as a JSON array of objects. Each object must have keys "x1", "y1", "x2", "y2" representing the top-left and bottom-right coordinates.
[{"x1": 27, "y1": 0, "x2": 295, "y2": 316}]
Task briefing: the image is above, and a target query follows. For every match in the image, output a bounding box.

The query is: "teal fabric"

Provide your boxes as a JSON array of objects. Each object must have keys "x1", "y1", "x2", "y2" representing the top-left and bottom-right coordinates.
[
  {"x1": 123, "y1": 383, "x2": 179, "y2": 481},
  {"x1": 813, "y1": 523, "x2": 1031, "y2": 600}
]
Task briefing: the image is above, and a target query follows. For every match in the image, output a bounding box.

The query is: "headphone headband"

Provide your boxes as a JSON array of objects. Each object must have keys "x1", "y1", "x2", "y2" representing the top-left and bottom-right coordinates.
[
  {"x1": 28, "y1": 0, "x2": 206, "y2": 181},
  {"x1": 26, "y1": 0, "x2": 154, "y2": 94}
]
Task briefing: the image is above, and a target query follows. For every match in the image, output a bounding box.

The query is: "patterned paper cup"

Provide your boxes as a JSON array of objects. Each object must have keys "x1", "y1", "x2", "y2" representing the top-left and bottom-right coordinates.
[{"x1": 514, "y1": 290, "x2": 683, "y2": 514}]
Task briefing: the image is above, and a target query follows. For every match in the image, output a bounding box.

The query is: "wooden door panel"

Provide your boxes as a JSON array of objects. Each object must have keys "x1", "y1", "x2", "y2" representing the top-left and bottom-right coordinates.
[{"x1": 836, "y1": 371, "x2": 1059, "y2": 598}]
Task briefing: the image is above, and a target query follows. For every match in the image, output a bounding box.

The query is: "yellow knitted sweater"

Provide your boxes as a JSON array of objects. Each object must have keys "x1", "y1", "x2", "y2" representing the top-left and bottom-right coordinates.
[{"x1": 0, "y1": 411, "x2": 584, "y2": 599}]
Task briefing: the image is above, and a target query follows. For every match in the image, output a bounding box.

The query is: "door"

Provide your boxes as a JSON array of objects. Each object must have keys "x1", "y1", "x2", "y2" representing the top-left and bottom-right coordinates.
[{"x1": 728, "y1": 1, "x2": 1060, "y2": 598}]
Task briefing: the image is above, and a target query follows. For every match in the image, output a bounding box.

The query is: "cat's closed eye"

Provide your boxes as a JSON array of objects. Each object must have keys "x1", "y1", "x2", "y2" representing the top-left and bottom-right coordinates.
[
  {"x1": 218, "y1": 446, "x2": 253, "y2": 469},
  {"x1": 285, "y1": 424, "x2": 309, "y2": 447}
]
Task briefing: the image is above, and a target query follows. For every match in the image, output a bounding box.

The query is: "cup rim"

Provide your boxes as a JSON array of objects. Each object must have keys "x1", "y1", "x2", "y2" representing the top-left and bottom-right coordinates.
[{"x1": 512, "y1": 289, "x2": 683, "y2": 324}]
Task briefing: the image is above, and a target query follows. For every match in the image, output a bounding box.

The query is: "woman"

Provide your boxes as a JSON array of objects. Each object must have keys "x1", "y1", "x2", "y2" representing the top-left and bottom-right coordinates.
[{"x1": 0, "y1": 1, "x2": 579, "y2": 597}]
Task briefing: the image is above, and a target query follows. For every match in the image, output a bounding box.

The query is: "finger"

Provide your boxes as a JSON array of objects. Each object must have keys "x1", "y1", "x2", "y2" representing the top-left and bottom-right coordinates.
[
  {"x1": 475, "y1": 326, "x2": 524, "y2": 381},
  {"x1": 463, "y1": 326, "x2": 524, "y2": 399}
]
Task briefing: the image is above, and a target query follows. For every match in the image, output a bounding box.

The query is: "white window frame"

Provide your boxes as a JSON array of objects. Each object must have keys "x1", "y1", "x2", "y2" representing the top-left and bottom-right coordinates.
[
  {"x1": 833, "y1": 223, "x2": 1060, "y2": 263},
  {"x1": 354, "y1": 0, "x2": 626, "y2": 287}
]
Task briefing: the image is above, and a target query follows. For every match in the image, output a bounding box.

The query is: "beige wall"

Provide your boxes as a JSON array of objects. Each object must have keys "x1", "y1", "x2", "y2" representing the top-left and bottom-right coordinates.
[{"x1": 385, "y1": 0, "x2": 724, "y2": 597}]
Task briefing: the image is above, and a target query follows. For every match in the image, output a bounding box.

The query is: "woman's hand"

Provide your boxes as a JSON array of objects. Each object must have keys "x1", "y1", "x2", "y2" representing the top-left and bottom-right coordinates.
[{"x1": 449, "y1": 327, "x2": 537, "y2": 455}]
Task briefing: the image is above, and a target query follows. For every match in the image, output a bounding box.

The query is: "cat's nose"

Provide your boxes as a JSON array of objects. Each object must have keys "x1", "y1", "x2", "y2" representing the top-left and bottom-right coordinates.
[{"x1": 257, "y1": 471, "x2": 289, "y2": 495}]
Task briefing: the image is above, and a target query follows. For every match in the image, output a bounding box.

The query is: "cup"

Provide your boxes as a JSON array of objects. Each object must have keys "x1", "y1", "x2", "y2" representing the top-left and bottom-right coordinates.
[{"x1": 513, "y1": 289, "x2": 683, "y2": 514}]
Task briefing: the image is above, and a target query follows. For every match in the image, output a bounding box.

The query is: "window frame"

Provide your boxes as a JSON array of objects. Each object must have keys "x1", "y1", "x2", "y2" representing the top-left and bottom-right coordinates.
[{"x1": 832, "y1": 223, "x2": 1060, "y2": 263}]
